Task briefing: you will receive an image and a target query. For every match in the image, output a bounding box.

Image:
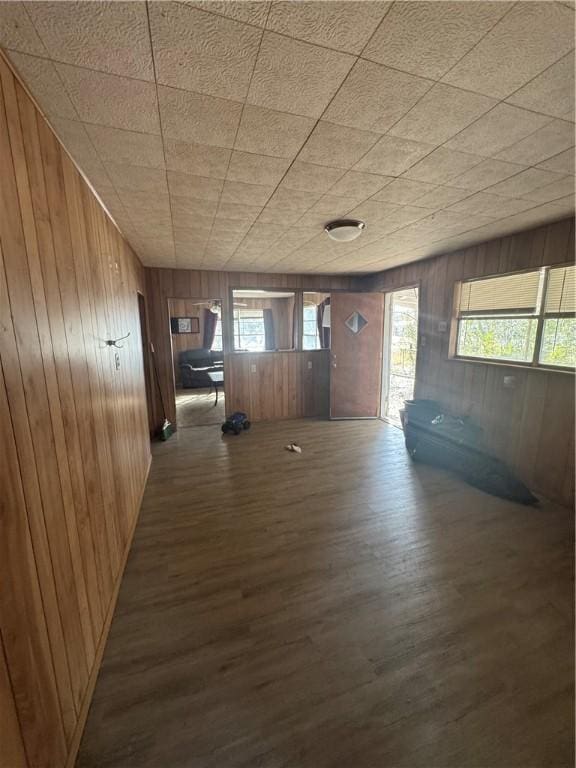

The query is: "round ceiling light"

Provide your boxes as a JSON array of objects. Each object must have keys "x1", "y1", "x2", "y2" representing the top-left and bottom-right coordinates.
[{"x1": 324, "y1": 219, "x2": 366, "y2": 242}]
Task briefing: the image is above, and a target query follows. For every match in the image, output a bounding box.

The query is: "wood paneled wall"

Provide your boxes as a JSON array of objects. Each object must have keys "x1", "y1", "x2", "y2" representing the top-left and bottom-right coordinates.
[
  {"x1": 363, "y1": 218, "x2": 575, "y2": 507},
  {"x1": 0, "y1": 55, "x2": 151, "y2": 768},
  {"x1": 226, "y1": 350, "x2": 330, "y2": 420},
  {"x1": 145, "y1": 268, "x2": 358, "y2": 427}
]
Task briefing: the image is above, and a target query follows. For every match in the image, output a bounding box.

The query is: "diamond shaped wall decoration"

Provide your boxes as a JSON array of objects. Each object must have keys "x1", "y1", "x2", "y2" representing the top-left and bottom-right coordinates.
[{"x1": 345, "y1": 311, "x2": 368, "y2": 334}]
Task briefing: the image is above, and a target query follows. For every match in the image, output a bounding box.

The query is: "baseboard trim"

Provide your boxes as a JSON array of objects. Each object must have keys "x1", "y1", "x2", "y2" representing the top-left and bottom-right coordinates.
[{"x1": 65, "y1": 453, "x2": 152, "y2": 768}]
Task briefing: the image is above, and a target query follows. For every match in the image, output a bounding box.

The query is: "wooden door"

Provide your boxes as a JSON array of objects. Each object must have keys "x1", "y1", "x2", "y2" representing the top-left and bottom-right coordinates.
[{"x1": 330, "y1": 292, "x2": 384, "y2": 418}]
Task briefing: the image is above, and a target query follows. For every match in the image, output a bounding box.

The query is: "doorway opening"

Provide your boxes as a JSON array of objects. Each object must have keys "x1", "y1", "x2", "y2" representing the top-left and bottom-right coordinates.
[
  {"x1": 168, "y1": 297, "x2": 224, "y2": 428},
  {"x1": 381, "y1": 286, "x2": 419, "y2": 426}
]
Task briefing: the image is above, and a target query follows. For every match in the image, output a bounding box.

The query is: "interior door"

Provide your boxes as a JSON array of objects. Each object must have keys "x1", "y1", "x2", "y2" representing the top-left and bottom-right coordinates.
[{"x1": 330, "y1": 292, "x2": 385, "y2": 418}]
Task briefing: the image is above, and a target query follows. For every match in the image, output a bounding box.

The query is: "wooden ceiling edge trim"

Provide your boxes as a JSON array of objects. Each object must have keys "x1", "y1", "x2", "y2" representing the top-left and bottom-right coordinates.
[{"x1": 0, "y1": 48, "x2": 142, "y2": 267}]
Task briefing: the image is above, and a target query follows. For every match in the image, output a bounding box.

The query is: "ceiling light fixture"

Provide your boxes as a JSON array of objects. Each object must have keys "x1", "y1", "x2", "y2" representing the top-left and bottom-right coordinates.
[{"x1": 324, "y1": 219, "x2": 366, "y2": 242}]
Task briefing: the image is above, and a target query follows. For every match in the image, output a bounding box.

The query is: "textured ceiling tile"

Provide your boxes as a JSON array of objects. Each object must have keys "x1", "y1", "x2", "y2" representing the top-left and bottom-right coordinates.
[
  {"x1": 164, "y1": 138, "x2": 231, "y2": 178},
  {"x1": 120, "y1": 189, "x2": 170, "y2": 215},
  {"x1": 220, "y1": 180, "x2": 275, "y2": 206},
  {"x1": 167, "y1": 171, "x2": 224, "y2": 201},
  {"x1": 389, "y1": 84, "x2": 496, "y2": 146},
  {"x1": 403, "y1": 147, "x2": 483, "y2": 185},
  {"x1": 496, "y1": 120, "x2": 575, "y2": 167},
  {"x1": 485, "y1": 167, "x2": 566, "y2": 198},
  {"x1": 215, "y1": 201, "x2": 262, "y2": 222},
  {"x1": 522, "y1": 175, "x2": 575, "y2": 203},
  {"x1": 149, "y1": 2, "x2": 261, "y2": 100},
  {"x1": 265, "y1": 1, "x2": 391, "y2": 54},
  {"x1": 371, "y1": 178, "x2": 437, "y2": 205},
  {"x1": 173, "y1": 217, "x2": 214, "y2": 240},
  {"x1": 247, "y1": 31, "x2": 354, "y2": 118},
  {"x1": 174, "y1": 226, "x2": 211, "y2": 246},
  {"x1": 310, "y1": 195, "x2": 362, "y2": 216},
  {"x1": 281, "y1": 162, "x2": 345, "y2": 194},
  {"x1": 56, "y1": 63, "x2": 160, "y2": 134},
  {"x1": 0, "y1": 1, "x2": 46, "y2": 55},
  {"x1": 255, "y1": 206, "x2": 303, "y2": 226},
  {"x1": 86, "y1": 124, "x2": 165, "y2": 168},
  {"x1": 50, "y1": 117, "x2": 103, "y2": 171},
  {"x1": 266, "y1": 187, "x2": 321, "y2": 213},
  {"x1": 25, "y1": 0, "x2": 154, "y2": 80},
  {"x1": 171, "y1": 194, "x2": 219, "y2": 224},
  {"x1": 354, "y1": 135, "x2": 433, "y2": 176},
  {"x1": 363, "y1": 1, "x2": 511, "y2": 80},
  {"x1": 444, "y1": 104, "x2": 552, "y2": 157},
  {"x1": 227, "y1": 151, "x2": 290, "y2": 186},
  {"x1": 323, "y1": 59, "x2": 431, "y2": 133},
  {"x1": 159, "y1": 85, "x2": 242, "y2": 148},
  {"x1": 235, "y1": 104, "x2": 315, "y2": 158},
  {"x1": 411, "y1": 186, "x2": 474, "y2": 210},
  {"x1": 449, "y1": 158, "x2": 525, "y2": 192},
  {"x1": 448, "y1": 192, "x2": 537, "y2": 218},
  {"x1": 444, "y1": 2, "x2": 575, "y2": 99},
  {"x1": 297, "y1": 121, "x2": 381, "y2": 169},
  {"x1": 7, "y1": 51, "x2": 77, "y2": 120},
  {"x1": 213, "y1": 218, "x2": 253, "y2": 238},
  {"x1": 329, "y1": 170, "x2": 392, "y2": 199},
  {"x1": 105, "y1": 163, "x2": 167, "y2": 194},
  {"x1": 537, "y1": 147, "x2": 576, "y2": 175},
  {"x1": 506, "y1": 51, "x2": 575, "y2": 121},
  {"x1": 181, "y1": 1, "x2": 271, "y2": 27}
]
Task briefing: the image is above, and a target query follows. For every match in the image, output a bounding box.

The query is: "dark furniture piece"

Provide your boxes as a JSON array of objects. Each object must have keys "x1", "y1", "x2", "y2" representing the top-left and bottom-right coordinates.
[{"x1": 179, "y1": 348, "x2": 224, "y2": 389}]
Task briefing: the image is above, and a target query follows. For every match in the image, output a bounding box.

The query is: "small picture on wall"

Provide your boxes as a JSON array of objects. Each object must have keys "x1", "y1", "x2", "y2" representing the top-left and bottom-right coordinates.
[{"x1": 171, "y1": 316, "x2": 199, "y2": 334}]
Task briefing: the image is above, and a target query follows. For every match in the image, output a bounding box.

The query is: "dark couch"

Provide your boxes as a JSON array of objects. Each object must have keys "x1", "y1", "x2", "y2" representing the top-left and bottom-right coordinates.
[{"x1": 178, "y1": 348, "x2": 224, "y2": 389}]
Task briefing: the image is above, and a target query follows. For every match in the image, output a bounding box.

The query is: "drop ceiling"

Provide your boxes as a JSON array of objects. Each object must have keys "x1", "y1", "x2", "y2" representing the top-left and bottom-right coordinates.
[{"x1": 0, "y1": 0, "x2": 574, "y2": 274}]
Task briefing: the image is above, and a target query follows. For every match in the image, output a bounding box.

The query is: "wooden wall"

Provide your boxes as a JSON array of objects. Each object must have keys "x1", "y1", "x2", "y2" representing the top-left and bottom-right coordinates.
[
  {"x1": 363, "y1": 218, "x2": 575, "y2": 507},
  {"x1": 145, "y1": 268, "x2": 358, "y2": 427},
  {"x1": 0, "y1": 55, "x2": 151, "y2": 768}
]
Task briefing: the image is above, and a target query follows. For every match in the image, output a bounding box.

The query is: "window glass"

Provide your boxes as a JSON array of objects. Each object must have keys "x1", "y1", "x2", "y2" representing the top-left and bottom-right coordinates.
[
  {"x1": 457, "y1": 317, "x2": 538, "y2": 363},
  {"x1": 212, "y1": 311, "x2": 223, "y2": 351},
  {"x1": 231, "y1": 289, "x2": 296, "y2": 351},
  {"x1": 234, "y1": 308, "x2": 266, "y2": 352},
  {"x1": 454, "y1": 265, "x2": 575, "y2": 370},
  {"x1": 302, "y1": 292, "x2": 330, "y2": 350},
  {"x1": 539, "y1": 317, "x2": 576, "y2": 368}
]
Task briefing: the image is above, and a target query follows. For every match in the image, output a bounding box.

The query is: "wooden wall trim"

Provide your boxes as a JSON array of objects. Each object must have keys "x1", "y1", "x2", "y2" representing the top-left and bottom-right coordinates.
[
  {"x1": 363, "y1": 217, "x2": 575, "y2": 507},
  {"x1": 0, "y1": 54, "x2": 151, "y2": 768}
]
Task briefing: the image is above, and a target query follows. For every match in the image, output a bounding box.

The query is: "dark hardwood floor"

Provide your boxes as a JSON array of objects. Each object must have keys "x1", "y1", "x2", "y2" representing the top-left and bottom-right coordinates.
[{"x1": 77, "y1": 419, "x2": 574, "y2": 768}]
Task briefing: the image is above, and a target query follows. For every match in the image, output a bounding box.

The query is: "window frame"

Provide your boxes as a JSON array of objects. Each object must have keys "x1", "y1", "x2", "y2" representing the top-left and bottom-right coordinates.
[
  {"x1": 229, "y1": 287, "x2": 299, "y2": 353},
  {"x1": 451, "y1": 263, "x2": 575, "y2": 373}
]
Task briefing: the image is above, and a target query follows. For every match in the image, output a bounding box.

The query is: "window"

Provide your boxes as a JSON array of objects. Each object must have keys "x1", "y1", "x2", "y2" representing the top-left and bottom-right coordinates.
[
  {"x1": 233, "y1": 308, "x2": 266, "y2": 352},
  {"x1": 211, "y1": 310, "x2": 223, "y2": 351},
  {"x1": 303, "y1": 303, "x2": 320, "y2": 349},
  {"x1": 231, "y1": 289, "x2": 296, "y2": 351},
  {"x1": 302, "y1": 292, "x2": 330, "y2": 349},
  {"x1": 454, "y1": 264, "x2": 575, "y2": 369}
]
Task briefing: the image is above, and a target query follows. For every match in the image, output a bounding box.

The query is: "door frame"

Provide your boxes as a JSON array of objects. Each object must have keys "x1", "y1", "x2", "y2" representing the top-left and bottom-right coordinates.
[
  {"x1": 379, "y1": 282, "x2": 421, "y2": 425},
  {"x1": 167, "y1": 296, "x2": 226, "y2": 428},
  {"x1": 136, "y1": 291, "x2": 155, "y2": 438},
  {"x1": 329, "y1": 291, "x2": 386, "y2": 420}
]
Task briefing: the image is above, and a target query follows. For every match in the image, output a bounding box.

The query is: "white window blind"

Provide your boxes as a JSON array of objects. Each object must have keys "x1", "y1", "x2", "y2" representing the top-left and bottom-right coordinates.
[
  {"x1": 458, "y1": 270, "x2": 542, "y2": 315},
  {"x1": 544, "y1": 265, "x2": 575, "y2": 315}
]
